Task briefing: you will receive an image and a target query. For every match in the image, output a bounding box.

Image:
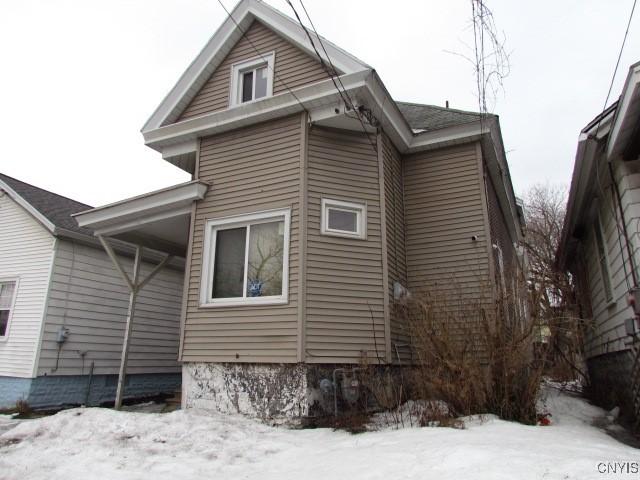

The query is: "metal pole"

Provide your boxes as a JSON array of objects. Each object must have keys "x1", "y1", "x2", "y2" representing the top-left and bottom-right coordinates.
[{"x1": 114, "y1": 245, "x2": 142, "y2": 410}]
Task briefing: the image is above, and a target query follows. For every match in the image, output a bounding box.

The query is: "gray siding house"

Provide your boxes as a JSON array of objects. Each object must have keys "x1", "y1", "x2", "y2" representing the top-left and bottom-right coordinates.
[
  {"x1": 559, "y1": 61, "x2": 640, "y2": 422},
  {"x1": 75, "y1": 0, "x2": 524, "y2": 419},
  {"x1": 0, "y1": 174, "x2": 183, "y2": 409}
]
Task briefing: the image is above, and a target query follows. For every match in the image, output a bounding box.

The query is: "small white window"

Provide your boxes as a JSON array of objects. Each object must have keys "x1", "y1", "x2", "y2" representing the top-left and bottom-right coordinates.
[
  {"x1": 0, "y1": 281, "x2": 17, "y2": 337},
  {"x1": 321, "y1": 198, "x2": 367, "y2": 239},
  {"x1": 230, "y1": 52, "x2": 275, "y2": 106},
  {"x1": 594, "y1": 215, "x2": 613, "y2": 303},
  {"x1": 201, "y1": 208, "x2": 290, "y2": 307}
]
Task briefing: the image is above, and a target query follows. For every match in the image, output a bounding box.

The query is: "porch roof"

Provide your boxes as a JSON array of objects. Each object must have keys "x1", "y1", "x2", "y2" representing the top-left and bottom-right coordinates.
[{"x1": 73, "y1": 180, "x2": 209, "y2": 256}]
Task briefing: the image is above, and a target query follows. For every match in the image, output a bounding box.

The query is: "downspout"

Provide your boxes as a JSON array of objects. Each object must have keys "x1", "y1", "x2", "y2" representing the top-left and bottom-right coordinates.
[{"x1": 607, "y1": 161, "x2": 639, "y2": 288}]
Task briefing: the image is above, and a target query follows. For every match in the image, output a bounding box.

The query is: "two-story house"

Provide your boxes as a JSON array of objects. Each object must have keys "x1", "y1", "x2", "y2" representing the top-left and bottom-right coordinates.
[{"x1": 75, "y1": 0, "x2": 524, "y2": 419}]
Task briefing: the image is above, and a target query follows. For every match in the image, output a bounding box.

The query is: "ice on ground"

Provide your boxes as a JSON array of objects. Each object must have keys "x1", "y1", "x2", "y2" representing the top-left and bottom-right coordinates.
[{"x1": 0, "y1": 387, "x2": 638, "y2": 480}]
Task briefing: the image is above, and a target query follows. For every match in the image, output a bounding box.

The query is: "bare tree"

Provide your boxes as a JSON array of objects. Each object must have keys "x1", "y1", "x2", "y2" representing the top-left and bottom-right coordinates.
[{"x1": 523, "y1": 183, "x2": 587, "y2": 380}]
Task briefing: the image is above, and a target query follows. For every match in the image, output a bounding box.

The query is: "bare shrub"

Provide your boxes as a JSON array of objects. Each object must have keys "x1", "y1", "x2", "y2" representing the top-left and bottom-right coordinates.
[
  {"x1": 15, "y1": 399, "x2": 32, "y2": 417},
  {"x1": 405, "y1": 268, "x2": 543, "y2": 425}
]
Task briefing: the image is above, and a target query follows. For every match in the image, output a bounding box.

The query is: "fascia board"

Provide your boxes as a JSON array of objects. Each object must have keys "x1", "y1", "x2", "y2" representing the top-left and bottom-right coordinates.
[
  {"x1": 0, "y1": 179, "x2": 57, "y2": 235},
  {"x1": 73, "y1": 180, "x2": 208, "y2": 230},
  {"x1": 142, "y1": 0, "x2": 368, "y2": 133},
  {"x1": 143, "y1": 70, "x2": 370, "y2": 151},
  {"x1": 607, "y1": 64, "x2": 640, "y2": 158}
]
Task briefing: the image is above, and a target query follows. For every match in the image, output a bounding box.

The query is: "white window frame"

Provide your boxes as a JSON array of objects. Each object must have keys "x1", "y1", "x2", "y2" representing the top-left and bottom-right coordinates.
[
  {"x1": 200, "y1": 208, "x2": 290, "y2": 307},
  {"x1": 0, "y1": 278, "x2": 19, "y2": 341},
  {"x1": 594, "y1": 213, "x2": 614, "y2": 304},
  {"x1": 321, "y1": 198, "x2": 367, "y2": 239},
  {"x1": 229, "y1": 52, "x2": 275, "y2": 107}
]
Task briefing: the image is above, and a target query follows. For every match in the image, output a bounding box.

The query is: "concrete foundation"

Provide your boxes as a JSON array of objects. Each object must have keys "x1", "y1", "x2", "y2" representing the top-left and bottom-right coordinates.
[
  {"x1": 182, "y1": 362, "x2": 396, "y2": 421},
  {"x1": 586, "y1": 349, "x2": 635, "y2": 423},
  {"x1": 0, "y1": 373, "x2": 181, "y2": 409}
]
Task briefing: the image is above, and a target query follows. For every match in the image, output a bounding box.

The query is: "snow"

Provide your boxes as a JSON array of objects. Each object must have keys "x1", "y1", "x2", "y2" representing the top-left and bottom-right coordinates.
[{"x1": 1, "y1": 387, "x2": 638, "y2": 480}]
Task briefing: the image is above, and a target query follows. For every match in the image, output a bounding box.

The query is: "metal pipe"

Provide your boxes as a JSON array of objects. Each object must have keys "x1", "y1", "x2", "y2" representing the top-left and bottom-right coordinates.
[{"x1": 84, "y1": 361, "x2": 95, "y2": 406}]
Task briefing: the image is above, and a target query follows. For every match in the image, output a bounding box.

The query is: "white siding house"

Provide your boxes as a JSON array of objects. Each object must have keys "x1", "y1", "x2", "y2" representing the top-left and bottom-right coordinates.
[
  {"x1": 0, "y1": 173, "x2": 184, "y2": 409},
  {"x1": 559, "y1": 61, "x2": 640, "y2": 424}
]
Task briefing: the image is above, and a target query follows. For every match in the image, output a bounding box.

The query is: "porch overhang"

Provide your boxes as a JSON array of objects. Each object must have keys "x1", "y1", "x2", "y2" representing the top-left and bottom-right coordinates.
[{"x1": 73, "y1": 180, "x2": 209, "y2": 257}]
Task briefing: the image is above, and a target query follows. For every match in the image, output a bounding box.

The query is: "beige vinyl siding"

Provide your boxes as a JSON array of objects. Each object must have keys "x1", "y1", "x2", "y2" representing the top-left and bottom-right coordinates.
[
  {"x1": 403, "y1": 142, "x2": 491, "y2": 299},
  {"x1": 305, "y1": 126, "x2": 386, "y2": 363},
  {"x1": 0, "y1": 195, "x2": 55, "y2": 378},
  {"x1": 183, "y1": 114, "x2": 302, "y2": 363},
  {"x1": 178, "y1": 20, "x2": 330, "y2": 122},
  {"x1": 37, "y1": 239, "x2": 183, "y2": 376},
  {"x1": 382, "y1": 133, "x2": 410, "y2": 363}
]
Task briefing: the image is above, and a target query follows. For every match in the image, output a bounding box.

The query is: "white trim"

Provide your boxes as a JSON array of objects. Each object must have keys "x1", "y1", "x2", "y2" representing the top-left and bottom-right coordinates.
[
  {"x1": 0, "y1": 277, "x2": 20, "y2": 341},
  {"x1": 161, "y1": 139, "x2": 198, "y2": 160},
  {"x1": 0, "y1": 180, "x2": 56, "y2": 234},
  {"x1": 594, "y1": 211, "x2": 614, "y2": 305},
  {"x1": 229, "y1": 52, "x2": 275, "y2": 107},
  {"x1": 200, "y1": 208, "x2": 291, "y2": 308},
  {"x1": 141, "y1": 0, "x2": 368, "y2": 132},
  {"x1": 607, "y1": 62, "x2": 640, "y2": 158},
  {"x1": 320, "y1": 198, "x2": 367, "y2": 240}
]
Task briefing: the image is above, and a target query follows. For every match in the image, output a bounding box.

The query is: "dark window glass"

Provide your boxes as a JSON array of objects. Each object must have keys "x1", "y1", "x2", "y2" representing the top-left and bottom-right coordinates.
[
  {"x1": 328, "y1": 208, "x2": 358, "y2": 232},
  {"x1": 242, "y1": 71, "x2": 254, "y2": 103},
  {"x1": 212, "y1": 227, "x2": 247, "y2": 298},
  {"x1": 0, "y1": 310, "x2": 9, "y2": 336}
]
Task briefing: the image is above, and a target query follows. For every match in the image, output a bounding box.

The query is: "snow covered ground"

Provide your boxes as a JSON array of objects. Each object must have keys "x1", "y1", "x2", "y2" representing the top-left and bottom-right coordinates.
[{"x1": 1, "y1": 387, "x2": 638, "y2": 480}]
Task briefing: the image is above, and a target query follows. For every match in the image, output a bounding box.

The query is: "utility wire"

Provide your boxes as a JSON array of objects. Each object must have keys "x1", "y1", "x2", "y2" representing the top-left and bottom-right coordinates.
[
  {"x1": 286, "y1": 0, "x2": 379, "y2": 153},
  {"x1": 215, "y1": 0, "x2": 312, "y2": 119}
]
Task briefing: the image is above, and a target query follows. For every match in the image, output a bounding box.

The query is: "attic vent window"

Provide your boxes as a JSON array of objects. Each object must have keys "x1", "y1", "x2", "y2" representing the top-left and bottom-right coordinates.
[
  {"x1": 321, "y1": 199, "x2": 367, "y2": 239},
  {"x1": 230, "y1": 52, "x2": 275, "y2": 106}
]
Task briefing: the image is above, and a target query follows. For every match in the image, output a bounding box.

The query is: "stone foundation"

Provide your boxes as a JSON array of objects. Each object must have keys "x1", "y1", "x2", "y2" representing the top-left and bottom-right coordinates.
[
  {"x1": 0, "y1": 373, "x2": 181, "y2": 409},
  {"x1": 182, "y1": 362, "x2": 398, "y2": 421}
]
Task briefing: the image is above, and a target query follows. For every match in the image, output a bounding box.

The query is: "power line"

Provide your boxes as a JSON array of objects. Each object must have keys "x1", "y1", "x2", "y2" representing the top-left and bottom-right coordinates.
[
  {"x1": 286, "y1": 0, "x2": 379, "y2": 153},
  {"x1": 215, "y1": 0, "x2": 312, "y2": 119}
]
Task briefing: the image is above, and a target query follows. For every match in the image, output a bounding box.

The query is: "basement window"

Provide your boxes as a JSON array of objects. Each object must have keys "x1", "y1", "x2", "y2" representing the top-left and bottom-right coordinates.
[
  {"x1": 321, "y1": 198, "x2": 367, "y2": 239},
  {"x1": 201, "y1": 209, "x2": 290, "y2": 307},
  {"x1": 230, "y1": 53, "x2": 275, "y2": 106},
  {"x1": 0, "y1": 281, "x2": 16, "y2": 337}
]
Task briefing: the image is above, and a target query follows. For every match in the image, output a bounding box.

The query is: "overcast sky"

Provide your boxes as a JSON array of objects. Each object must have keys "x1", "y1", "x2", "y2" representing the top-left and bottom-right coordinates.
[{"x1": 1, "y1": 0, "x2": 639, "y2": 206}]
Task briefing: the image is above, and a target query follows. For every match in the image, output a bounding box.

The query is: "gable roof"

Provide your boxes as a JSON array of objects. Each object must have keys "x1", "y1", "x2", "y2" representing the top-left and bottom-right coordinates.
[
  {"x1": 142, "y1": 0, "x2": 370, "y2": 132},
  {"x1": 0, "y1": 173, "x2": 94, "y2": 237},
  {"x1": 396, "y1": 102, "x2": 488, "y2": 132}
]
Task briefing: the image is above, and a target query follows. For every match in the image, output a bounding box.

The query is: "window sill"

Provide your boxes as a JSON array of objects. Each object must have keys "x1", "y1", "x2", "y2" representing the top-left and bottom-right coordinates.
[
  {"x1": 321, "y1": 230, "x2": 366, "y2": 240},
  {"x1": 199, "y1": 297, "x2": 288, "y2": 308}
]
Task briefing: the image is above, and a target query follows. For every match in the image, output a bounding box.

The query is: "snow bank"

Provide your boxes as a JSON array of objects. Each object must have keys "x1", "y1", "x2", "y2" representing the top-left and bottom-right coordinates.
[{"x1": 1, "y1": 387, "x2": 637, "y2": 480}]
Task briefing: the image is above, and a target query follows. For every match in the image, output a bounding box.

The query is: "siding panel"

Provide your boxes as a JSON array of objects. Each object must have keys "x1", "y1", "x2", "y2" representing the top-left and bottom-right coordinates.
[
  {"x1": 183, "y1": 114, "x2": 303, "y2": 363},
  {"x1": 178, "y1": 20, "x2": 330, "y2": 121},
  {"x1": 0, "y1": 195, "x2": 55, "y2": 378},
  {"x1": 305, "y1": 127, "x2": 386, "y2": 363},
  {"x1": 37, "y1": 240, "x2": 184, "y2": 376}
]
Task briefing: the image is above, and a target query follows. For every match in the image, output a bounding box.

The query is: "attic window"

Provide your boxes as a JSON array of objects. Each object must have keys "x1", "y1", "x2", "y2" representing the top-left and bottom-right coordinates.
[{"x1": 230, "y1": 53, "x2": 275, "y2": 106}]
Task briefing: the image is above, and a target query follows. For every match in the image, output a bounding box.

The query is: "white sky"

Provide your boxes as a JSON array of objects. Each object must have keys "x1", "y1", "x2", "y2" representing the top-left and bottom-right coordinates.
[{"x1": 1, "y1": 0, "x2": 639, "y2": 206}]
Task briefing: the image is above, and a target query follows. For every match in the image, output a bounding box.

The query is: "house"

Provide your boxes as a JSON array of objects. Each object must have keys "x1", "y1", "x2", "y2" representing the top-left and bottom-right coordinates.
[
  {"x1": 558, "y1": 61, "x2": 640, "y2": 422},
  {"x1": 74, "y1": 0, "x2": 524, "y2": 419},
  {"x1": 0, "y1": 173, "x2": 184, "y2": 409}
]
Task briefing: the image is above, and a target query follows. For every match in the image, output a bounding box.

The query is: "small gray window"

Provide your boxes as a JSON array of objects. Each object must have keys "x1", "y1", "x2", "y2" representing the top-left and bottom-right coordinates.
[
  {"x1": 594, "y1": 217, "x2": 613, "y2": 303},
  {"x1": 321, "y1": 199, "x2": 366, "y2": 239}
]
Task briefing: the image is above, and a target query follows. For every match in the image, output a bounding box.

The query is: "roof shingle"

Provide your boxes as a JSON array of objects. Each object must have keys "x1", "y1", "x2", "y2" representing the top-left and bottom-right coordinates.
[{"x1": 396, "y1": 101, "x2": 489, "y2": 132}]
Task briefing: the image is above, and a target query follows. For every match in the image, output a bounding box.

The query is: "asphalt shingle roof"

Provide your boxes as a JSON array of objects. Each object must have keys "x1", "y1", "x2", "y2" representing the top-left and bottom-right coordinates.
[
  {"x1": 396, "y1": 101, "x2": 489, "y2": 132},
  {"x1": 0, "y1": 173, "x2": 93, "y2": 236}
]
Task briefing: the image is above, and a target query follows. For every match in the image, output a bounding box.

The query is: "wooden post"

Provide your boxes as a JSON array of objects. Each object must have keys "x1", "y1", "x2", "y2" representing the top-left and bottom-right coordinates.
[{"x1": 114, "y1": 245, "x2": 142, "y2": 410}]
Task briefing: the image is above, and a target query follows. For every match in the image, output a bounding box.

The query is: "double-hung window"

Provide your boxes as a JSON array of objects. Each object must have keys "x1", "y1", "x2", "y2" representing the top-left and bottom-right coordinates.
[
  {"x1": 321, "y1": 198, "x2": 367, "y2": 239},
  {"x1": 230, "y1": 52, "x2": 275, "y2": 106},
  {"x1": 0, "y1": 281, "x2": 16, "y2": 337},
  {"x1": 201, "y1": 209, "x2": 290, "y2": 307}
]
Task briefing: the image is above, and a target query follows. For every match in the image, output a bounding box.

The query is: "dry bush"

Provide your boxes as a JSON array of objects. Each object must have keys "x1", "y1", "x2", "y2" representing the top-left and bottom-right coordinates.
[
  {"x1": 15, "y1": 399, "x2": 32, "y2": 417},
  {"x1": 405, "y1": 270, "x2": 543, "y2": 425}
]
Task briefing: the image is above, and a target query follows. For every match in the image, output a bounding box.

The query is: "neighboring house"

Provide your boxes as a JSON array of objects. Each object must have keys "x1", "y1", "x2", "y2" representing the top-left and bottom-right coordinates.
[
  {"x1": 559, "y1": 61, "x2": 640, "y2": 422},
  {"x1": 0, "y1": 173, "x2": 184, "y2": 409},
  {"x1": 75, "y1": 0, "x2": 524, "y2": 419}
]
